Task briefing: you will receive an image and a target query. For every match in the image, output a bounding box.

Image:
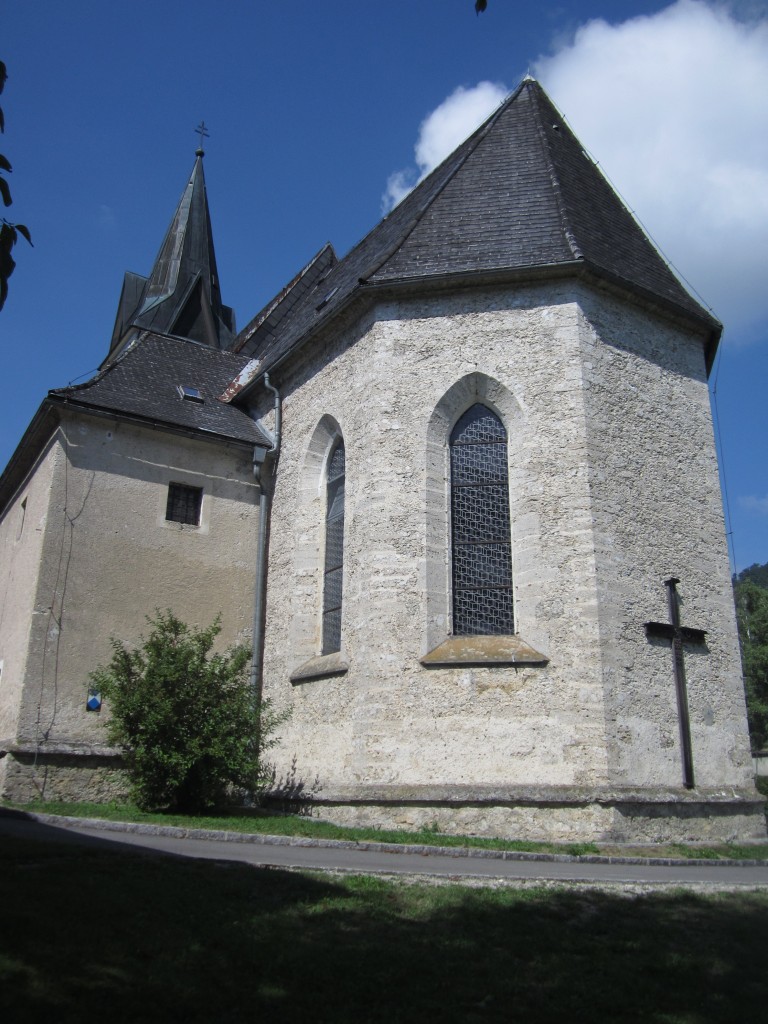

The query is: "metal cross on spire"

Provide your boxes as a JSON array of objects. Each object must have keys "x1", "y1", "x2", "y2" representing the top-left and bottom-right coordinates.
[
  {"x1": 195, "y1": 121, "x2": 210, "y2": 156},
  {"x1": 644, "y1": 578, "x2": 708, "y2": 789}
]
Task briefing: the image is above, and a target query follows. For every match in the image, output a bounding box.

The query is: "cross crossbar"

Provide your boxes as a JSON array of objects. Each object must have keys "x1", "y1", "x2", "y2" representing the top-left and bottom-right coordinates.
[{"x1": 194, "y1": 121, "x2": 210, "y2": 155}]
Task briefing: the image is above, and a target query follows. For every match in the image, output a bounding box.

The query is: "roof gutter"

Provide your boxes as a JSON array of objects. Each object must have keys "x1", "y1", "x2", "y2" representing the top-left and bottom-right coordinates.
[{"x1": 45, "y1": 394, "x2": 263, "y2": 450}]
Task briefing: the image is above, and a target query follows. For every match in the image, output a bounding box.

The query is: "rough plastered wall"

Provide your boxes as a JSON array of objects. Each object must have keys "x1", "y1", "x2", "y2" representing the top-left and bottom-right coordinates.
[
  {"x1": 574, "y1": 288, "x2": 754, "y2": 791},
  {"x1": 258, "y1": 281, "x2": 762, "y2": 840},
  {"x1": 0, "y1": 438, "x2": 60, "y2": 751},
  {"x1": 262, "y1": 283, "x2": 606, "y2": 790},
  {"x1": 1, "y1": 413, "x2": 260, "y2": 802}
]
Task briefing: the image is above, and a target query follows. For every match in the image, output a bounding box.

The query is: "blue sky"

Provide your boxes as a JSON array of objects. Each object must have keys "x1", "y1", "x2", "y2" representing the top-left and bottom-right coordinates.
[{"x1": 3, "y1": 0, "x2": 767, "y2": 571}]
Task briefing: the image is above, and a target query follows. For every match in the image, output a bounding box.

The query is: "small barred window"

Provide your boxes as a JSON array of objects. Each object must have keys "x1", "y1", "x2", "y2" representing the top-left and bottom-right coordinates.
[
  {"x1": 450, "y1": 404, "x2": 513, "y2": 635},
  {"x1": 166, "y1": 483, "x2": 203, "y2": 526},
  {"x1": 322, "y1": 441, "x2": 345, "y2": 654}
]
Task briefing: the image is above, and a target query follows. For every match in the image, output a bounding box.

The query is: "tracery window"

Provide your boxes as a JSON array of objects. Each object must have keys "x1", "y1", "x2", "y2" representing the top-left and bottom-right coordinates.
[
  {"x1": 450, "y1": 404, "x2": 513, "y2": 635},
  {"x1": 322, "y1": 440, "x2": 345, "y2": 654}
]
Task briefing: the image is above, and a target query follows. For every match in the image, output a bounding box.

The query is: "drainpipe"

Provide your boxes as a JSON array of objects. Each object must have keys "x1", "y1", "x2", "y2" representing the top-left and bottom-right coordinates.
[{"x1": 250, "y1": 373, "x2": 281, "y2": 703}]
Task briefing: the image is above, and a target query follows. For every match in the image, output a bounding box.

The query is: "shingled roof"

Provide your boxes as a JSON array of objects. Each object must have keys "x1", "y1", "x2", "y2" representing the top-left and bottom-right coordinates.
[
  {"x1": 235, "y1": 78, "x2": 720, "y2": 377},
  {"x1": 50, "y1": 333, "x2": 269, "y2": 447}
]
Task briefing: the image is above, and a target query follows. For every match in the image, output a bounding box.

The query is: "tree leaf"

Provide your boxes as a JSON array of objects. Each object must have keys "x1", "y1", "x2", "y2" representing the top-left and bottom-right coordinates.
[
  {"x1": 15, "y1": 223, "x2": 32, "y2": 245},
  {"x1": 0, "y1": 153, "x2": 11, "y2": 173},
  {"x1": 0, "y1": 176, "x2": 11, "y2": 207}
]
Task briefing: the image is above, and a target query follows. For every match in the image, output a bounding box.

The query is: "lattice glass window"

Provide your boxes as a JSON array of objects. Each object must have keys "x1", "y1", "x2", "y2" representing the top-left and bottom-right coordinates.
[
  {"x1": 450, "y1": 404, "x2": 513, "y2": 635},
  {"x1": 165, "y1": 483, "x2": 203, "y2": 526},
  {"x1": 322, "y1": 441, "x2": 345, "y2": 654}
]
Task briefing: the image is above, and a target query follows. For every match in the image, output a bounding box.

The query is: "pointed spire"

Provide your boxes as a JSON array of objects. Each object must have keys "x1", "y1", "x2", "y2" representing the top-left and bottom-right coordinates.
[{"x1": 107, "y1": 147, "x2": 235, "y2": 363}]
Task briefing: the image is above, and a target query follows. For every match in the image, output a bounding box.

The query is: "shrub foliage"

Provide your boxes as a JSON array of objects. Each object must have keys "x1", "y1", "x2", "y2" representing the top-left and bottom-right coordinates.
[
  {"x1": 735, "y1": 578, "x2": 768, "y2": 751},
  {"x1": 92, "y1": 611, "x2": 284, "y2": 812}
]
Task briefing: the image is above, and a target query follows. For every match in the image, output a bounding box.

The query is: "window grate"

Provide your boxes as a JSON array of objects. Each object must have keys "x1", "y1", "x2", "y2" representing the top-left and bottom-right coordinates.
[
  {"x1": 450, "y1": 405, "x2": 513, "y2": 636},
  {"x1": 166, "y1": 483, "x2": 203, "y2": 526},
  {"x1": 322, "y1": 441, "x2": 345, "y2": 654}
]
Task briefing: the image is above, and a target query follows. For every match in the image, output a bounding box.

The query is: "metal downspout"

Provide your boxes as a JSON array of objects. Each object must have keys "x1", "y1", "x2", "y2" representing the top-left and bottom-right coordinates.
[{"x1": 250, "y1": 373, "x2": 281, "y2": 703}]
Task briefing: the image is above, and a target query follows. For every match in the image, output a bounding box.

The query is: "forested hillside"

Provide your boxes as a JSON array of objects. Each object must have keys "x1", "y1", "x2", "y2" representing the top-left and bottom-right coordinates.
[
  {"x1": 734, "y1": 563, "x2": 768, "y2": 752},
  {"x1": 736, "y1": 563, "x2": 768, "y2": 590}
]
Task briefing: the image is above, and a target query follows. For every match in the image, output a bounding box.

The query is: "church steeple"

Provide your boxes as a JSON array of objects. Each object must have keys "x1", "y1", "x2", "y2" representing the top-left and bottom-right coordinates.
[{"x1": 106, "y1": 148, "x2": 236, "y2": 364}]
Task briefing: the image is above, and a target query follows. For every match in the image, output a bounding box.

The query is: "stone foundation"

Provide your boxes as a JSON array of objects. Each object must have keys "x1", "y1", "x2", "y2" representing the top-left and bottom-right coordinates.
[
  {"x1": 267, "y1": 784, "x2": 767, "y2": 844},
  {"x1": 0, "y1": 744, "x2": 129, "y2": 804},
  {"x1": 4, "y1": 749, "x2": 764, "y2": 845}
]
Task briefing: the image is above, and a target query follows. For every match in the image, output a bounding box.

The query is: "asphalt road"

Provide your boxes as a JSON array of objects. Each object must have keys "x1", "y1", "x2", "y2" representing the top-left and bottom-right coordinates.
[{"x1": 3, "y1": 810, "x2": 768, "y2": 888}]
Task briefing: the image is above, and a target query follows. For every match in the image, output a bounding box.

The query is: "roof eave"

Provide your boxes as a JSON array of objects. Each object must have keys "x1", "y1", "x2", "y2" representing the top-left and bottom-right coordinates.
[
  {"x1": 250, "y1": 260, "x2": 721, "y2": 388},
  {"x1": 0, "y1": 400, "x2": 61, "y2": 519},
  {"x1": 576, "y1": 261, "x2": 722, "y2": 375},
  {"x1": 45, "y1": 393, "x2": 269, "y2": 452}
]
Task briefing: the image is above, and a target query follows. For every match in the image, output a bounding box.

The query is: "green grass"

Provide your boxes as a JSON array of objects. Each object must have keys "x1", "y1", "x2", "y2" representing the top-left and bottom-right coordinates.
[
  {"x1": 11, "y1": 799, "x2": 768, "y2": 860},
  {"x1": 1, "y1": 831, "x2": 767, "y2": 1023}
]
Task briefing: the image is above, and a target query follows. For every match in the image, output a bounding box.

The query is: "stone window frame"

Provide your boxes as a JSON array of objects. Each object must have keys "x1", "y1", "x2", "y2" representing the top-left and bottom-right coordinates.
[
  {"x1": 290, "y1": 414, "x2": 349, "y2": 684},
  {"x1": 422, "y1": 372, "x2": 548, "y2": 667}
]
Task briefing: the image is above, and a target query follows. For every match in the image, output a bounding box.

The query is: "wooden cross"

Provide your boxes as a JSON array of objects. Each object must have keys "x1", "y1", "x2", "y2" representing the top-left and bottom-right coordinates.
[
  {"x1": 644, "y1": 577, "x2": 707, "y2": 789},
  {"x1": 194, "y1": 121, "x2": 210, "y2": 154}
]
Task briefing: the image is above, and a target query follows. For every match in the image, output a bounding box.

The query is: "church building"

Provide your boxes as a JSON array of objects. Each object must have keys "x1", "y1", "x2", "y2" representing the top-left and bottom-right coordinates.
[{"x1": 0, "y1": 79, "x2": 763, "y2": 841}]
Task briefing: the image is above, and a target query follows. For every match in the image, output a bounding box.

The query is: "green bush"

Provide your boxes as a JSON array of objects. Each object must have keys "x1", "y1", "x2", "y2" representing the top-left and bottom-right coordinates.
[
  {"x1": 735, "y1": 579, "x2": 768, "y2": 751},
  {"x1": 91, "y1": 611, "x2": 286, "y2": 813}
]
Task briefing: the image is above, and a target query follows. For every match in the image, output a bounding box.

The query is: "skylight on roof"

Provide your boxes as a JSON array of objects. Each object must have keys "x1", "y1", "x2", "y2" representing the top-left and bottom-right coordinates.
[
  {"x1": 178, "y1": 385, "x2": 204, "y2": 403},
  {"x1": 315, "y1": 286, "x2": 339, "y2": 312}
]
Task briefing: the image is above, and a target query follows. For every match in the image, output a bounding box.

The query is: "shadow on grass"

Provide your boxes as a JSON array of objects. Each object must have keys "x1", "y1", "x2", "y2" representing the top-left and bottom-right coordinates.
[{"x1": 2, "y1": 814, "x2": 767, "y2": 1023}]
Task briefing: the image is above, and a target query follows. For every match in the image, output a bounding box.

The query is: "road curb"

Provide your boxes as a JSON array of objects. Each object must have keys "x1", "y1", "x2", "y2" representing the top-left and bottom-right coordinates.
[{"x1": 20, "y1": 811, "x2": 768, "y2": 869}]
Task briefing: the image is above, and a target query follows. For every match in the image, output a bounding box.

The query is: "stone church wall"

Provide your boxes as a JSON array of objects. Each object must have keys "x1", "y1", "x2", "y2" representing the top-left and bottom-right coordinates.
[
  {"x1": 259, "y1": 281, "x2": 761, "y2": 841},
  {"x1": 0, "y1": 413, "x2": 260, "y2": 803},
  {"x1": 575, "y1": 290, "x2": 753, "y2": 793}
]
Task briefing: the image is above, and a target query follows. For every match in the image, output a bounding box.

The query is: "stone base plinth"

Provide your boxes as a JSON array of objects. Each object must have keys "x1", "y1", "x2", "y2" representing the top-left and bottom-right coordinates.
[
  {"x1": 266, "y1": 783, "x2": 767, "y2": 844},
  {"x1": 0, "y1": 744, "x2": 129, "y2": 804}
]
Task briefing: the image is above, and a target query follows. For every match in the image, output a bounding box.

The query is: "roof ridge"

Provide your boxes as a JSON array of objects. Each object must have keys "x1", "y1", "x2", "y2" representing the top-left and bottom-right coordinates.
[
  {"x1": 234, "y1": 243, "x2": 336, "y2": 353},
  {"x1": 51, "y1": 331, "x2": 151, "y2": 396},
  {"x1": 528, "y1": 83, "x2": 583, "y2": 262},
  {"x1": 360, "y1": 83, "x2": 524, "y2": 282}
]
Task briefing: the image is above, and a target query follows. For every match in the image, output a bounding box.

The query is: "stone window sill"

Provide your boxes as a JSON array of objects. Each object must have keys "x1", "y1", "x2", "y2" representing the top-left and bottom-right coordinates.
[
  {"x1": 420, "y1": 635, "x2": 548, "y2": 667},
  {"x1": 290, "y1": 651, "x2": 349, "y2": 685}
]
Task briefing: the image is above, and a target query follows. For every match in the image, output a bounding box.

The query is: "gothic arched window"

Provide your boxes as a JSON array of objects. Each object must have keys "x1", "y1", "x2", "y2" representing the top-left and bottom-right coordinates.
[
  {"x1": 322, "y1": 440, "x2": 345, "y2": 654},
  {"x1": 450, "y1": 404, "x2": 513, "y2": 636}
]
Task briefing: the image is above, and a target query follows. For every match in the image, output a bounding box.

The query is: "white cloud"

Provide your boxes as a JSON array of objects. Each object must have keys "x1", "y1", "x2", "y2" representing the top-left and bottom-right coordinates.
[
  {"x1": 382, "y1": 3, "x2": 768, "y2": 338},
  {"x1": 534, "y1": 0, "x2": 768, "y2": 337},
  {"x1": 740, "y1": 495, "x2": 768, "y2": 514},
  {"x1": 382, "y1": 81, "x2": 507, "y2": 212}
]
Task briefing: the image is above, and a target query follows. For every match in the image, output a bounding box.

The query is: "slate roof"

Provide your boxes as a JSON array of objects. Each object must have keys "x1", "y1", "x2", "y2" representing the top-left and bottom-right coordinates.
[
  {"x1": 235, "y1": 78, "x2": 720, "y2": 377},
  {"x1": 234, "y1": 243, "x2": 336, "y2": 361},
  {"x1": 107, "y1": 154, "x2": 235, "y2": 362},
  {"x1": 50, "y1": 333, "x2": 269, "y2": 447}
]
